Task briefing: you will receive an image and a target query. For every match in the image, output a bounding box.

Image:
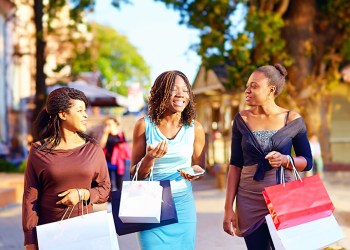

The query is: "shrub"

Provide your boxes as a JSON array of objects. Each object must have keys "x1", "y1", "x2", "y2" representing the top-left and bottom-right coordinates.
[
  {"x1": 18, "y1": 160, "x2": 27, "y2": 173},
  {"x1": 0, "y1": 159, "x2": 17, "y2": 172}
]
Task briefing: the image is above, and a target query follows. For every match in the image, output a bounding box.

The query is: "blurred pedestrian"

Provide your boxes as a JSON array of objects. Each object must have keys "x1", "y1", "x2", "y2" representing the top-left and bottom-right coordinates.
[
  {"x1": 130, "y1": 70, "x2": 206, "y2": 249},
  {"x1": 223, "y1": 64, "x2": 313, "y2": 249},
  {"x1": 100, "y1": 117, "x2": 130, "y2": 190},
  {"x1": 22, "y1": 87, "x2": 111, "y2": 250},
  {"x1": 0, "y1": 142, "x2": 9, "y2": 160},
  {"x1": 309, "y1": 133, "x2": 324, "y2": 178}
]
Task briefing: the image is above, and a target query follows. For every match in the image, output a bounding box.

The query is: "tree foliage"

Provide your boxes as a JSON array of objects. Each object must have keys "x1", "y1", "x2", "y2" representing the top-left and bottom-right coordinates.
[
  {"x1": 32, "y1": 0, "x2": 129, "y2": 131},
  {"x1": 156, "y1": 0, "x2": 350, "y2": 99},
  {"x1": 156, "y1": 0, "x2": 350, "y2": 162},
  {"x1": 70, "y1": 22, "x2": 151, "y2": 96}
]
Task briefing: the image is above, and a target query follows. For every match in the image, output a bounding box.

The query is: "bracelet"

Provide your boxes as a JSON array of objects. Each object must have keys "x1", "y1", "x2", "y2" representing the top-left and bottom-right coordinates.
[
  {"x1": 285, "y1": 155, "x2": 290, "y2": 169},
  {"x1": 76, "y1": 188, "x2": 82, "y2": 202}
]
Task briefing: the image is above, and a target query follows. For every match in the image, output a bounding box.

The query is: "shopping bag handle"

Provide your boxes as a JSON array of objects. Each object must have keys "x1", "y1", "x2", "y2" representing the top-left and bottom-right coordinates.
[
  {"x1": 132, "y1": 157, "x2": 154, "y2": 181},
  {"x1": 280, "y1": 155, "x2": 302, "y2": 186},
  {"x1": 61, "y1": 204, "x2": 76, "y2": 221},
  {"x1": 61, "y1": 200, "x2": 88, "y2": 221}
]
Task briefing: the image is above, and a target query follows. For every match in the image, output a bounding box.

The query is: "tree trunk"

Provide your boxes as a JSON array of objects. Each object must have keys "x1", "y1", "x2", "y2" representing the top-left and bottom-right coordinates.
[
  {"x1": 32, "y1": 0, "x2": 46, "y2": 139},
  {"x1": 282, "y1": 0, "x2": 334, "y2": 164},
  {"x1": 282, "y1": 0, "x2": 316, "y2": 102},
  {"x1": 280, "y1": 1, "x2": 322, "y2": 153},
  {"x1": 319, "y1": 93, "x2": 332, "y2": 164}
]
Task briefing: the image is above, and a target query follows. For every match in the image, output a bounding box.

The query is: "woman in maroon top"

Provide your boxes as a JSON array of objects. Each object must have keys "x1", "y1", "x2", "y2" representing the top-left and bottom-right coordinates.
[{"x1": 22, "y1": 88, "x2": 111, "y2": 250}]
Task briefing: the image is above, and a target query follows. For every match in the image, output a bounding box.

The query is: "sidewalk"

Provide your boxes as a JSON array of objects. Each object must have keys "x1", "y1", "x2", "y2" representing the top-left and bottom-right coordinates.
[
  {"x1": 0, "y1": 173, "x2": 24, "y2": 207},
  {"x1": 0, "y1": 172, "x2": 349, "y2": 249},
  {"x1": 322, "y1": 172, "x2": 350, "y2": 249}
]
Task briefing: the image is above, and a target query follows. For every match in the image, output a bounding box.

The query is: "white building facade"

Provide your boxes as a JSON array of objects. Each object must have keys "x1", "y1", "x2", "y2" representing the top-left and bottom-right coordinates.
[{"x1": 0, "y1": 0, "x2": 15, "y2": 151}]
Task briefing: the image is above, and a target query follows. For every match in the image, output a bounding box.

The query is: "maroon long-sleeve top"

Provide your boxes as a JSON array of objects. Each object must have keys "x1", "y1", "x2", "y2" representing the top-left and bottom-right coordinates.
[{"x1": 22, "y1": 141, "x2": 111, "y2": 246}]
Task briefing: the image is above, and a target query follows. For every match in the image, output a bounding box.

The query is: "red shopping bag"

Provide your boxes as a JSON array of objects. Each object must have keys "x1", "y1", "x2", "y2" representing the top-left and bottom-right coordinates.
[{"x1": 262, "y1": 174, "x2": 334, "y2": 230}]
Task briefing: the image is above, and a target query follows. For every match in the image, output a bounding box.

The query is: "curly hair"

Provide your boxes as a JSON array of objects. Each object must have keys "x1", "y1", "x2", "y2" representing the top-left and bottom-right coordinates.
[
  {"x1": 147, "y1": 70, "x2": 196, "y2": 126},
  {"x1": 33, "y1": 87, "x2": 95, "y2": 151}
]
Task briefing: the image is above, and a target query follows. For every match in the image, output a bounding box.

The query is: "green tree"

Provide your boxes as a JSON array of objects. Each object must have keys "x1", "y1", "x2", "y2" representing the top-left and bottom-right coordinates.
[
  {"x1": 156, "y1": 0, "x2": 350, "y2": 163},
  {"x1": 71, "y1": 22, "x2": 151, "y2": 96},
  {"x1": 32, "y1": 0, "x2": 128, "y2": 139}
]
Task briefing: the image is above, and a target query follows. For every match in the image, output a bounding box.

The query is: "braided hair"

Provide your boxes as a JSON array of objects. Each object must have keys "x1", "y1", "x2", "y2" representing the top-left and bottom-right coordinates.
[
  {"x1": 33, "y1": 87, "x2": 95, "y2": 151},
  {"x1": 147, "y1": 70, "x2": 196, "y2": 126}
]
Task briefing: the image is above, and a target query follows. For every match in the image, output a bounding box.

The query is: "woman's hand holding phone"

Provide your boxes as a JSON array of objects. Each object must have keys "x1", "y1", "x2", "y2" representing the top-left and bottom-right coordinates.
[{"x1": 178, "y1": 165, "x2": 205, "y2": 181}]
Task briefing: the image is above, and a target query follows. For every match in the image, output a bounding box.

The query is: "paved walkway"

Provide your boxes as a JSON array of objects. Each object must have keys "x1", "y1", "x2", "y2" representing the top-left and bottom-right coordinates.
[{"x1": 0, "y1": 172, "x2": 349, "y2": 249}]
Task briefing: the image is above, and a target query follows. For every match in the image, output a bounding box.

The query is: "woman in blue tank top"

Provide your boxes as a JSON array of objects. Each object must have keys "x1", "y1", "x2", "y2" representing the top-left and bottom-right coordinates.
[{"x1": 130, "y1": 70, "x2": 206, "y2": 250}]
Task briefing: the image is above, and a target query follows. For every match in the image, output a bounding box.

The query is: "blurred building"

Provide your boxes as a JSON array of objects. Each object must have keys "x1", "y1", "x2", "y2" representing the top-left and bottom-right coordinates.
[
  {"x1": 126, "y1": 82, "x2": 145, "y2": 114},
  {"x1": 341, "y1": 66, "x2": 350, "y2": 83},
  {"x1": 192, "y1": 65, "x2": 241, "y2": 167},
  {"x1": 1, "y1": 0, "x2": 91, "y2": 160},
  {"x1": 0, "y1": 0, "x2": 15, "y2": 156}
]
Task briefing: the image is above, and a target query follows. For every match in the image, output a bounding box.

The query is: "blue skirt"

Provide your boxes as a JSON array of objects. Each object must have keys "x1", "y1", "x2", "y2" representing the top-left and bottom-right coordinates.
[{"x1": 138, "y1": 187, "x2": 196, "y2": 250}]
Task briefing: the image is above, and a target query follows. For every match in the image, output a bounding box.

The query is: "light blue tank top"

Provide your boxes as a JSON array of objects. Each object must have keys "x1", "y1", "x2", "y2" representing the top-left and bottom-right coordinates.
[{"x1": 144, "y1": 116, "x2": 195, "y2": 193}]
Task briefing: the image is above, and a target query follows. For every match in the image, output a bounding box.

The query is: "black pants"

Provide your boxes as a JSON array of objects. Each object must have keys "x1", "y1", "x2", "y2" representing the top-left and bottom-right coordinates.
[{"x1": 244, "y1": 223, "x2": 275, "y2": 250}]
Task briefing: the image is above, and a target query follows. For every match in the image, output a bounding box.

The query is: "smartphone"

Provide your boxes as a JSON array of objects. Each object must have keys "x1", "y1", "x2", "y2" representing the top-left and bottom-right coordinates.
[{"x1": 177, "y1": 167, "x2": 205, "y2": 177}]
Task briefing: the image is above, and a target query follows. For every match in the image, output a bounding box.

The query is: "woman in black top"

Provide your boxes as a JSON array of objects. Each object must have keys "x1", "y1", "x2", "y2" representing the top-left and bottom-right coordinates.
[{"x1": 223, "y1": 64, "x2": 312, "y2": 250}]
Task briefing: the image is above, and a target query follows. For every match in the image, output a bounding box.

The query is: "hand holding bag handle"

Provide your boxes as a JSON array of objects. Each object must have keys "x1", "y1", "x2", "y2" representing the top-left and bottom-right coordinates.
[
  {"x1": 132, "y1": 157, "x2": 155, "y2": 182},
  {"x1": 280, "y1": 155, "x2": 302, "y2": 186},
  {"x1": 112, "y1": 151, "x2": 178, "y2": 235}
]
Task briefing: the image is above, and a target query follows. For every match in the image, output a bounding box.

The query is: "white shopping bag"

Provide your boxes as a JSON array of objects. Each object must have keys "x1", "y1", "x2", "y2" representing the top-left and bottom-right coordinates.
[
  {"x1": 119, "y1": 181, "x2": 163, "y2": 223},
  {"x1": 266, "y1": 213, "x2": 344, "y2": 250},
  {"x1": 37, "y1": 210, "x2": 119, "y2": 250}
]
